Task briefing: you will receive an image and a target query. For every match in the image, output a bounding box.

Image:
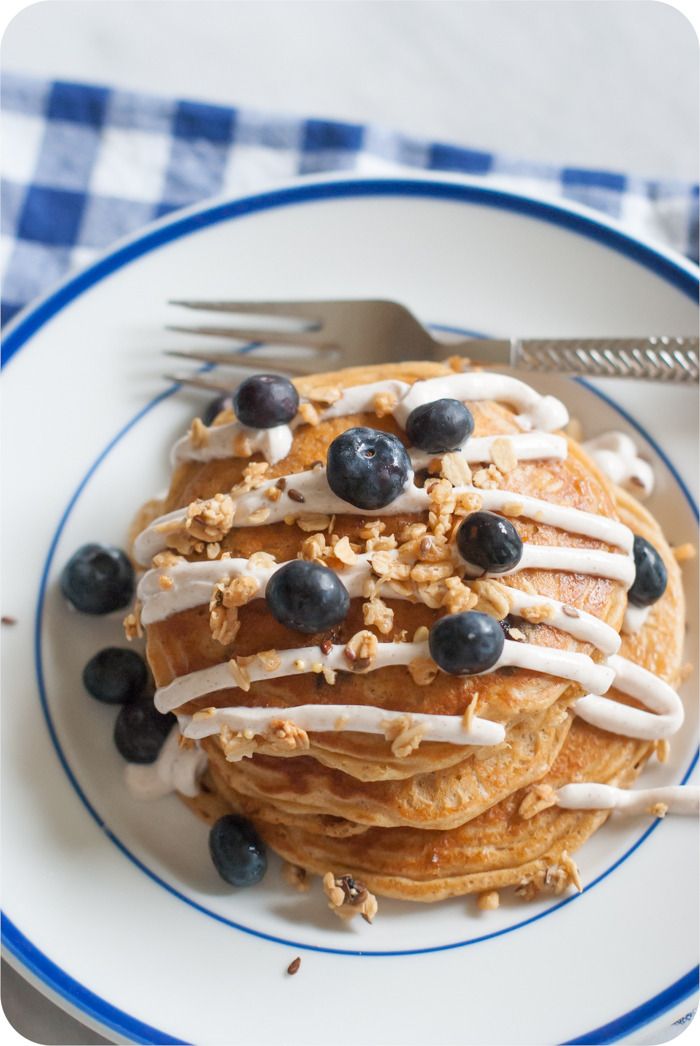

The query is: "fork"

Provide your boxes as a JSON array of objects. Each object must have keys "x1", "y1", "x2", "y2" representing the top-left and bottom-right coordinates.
[{"x1": 164, "y1": 299, "x2": 699, "y2": 390}]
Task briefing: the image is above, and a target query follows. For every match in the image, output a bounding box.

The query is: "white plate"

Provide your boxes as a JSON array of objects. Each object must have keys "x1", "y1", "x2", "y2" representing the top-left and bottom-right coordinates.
[{"x1": 2, "y1": 174, "x2": 698, "y2": 1045}]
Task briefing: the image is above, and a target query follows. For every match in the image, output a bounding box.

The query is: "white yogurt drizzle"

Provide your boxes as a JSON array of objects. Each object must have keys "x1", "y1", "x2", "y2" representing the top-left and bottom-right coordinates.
[
  {"x1": 573, "y1": 655, "x2": 684, "y2": 741},
  {"x1": 155, "y1": 648, "x2": 680, "y2": 757},
  {"x1": 622, "y1": 602, "x2": 651, "y2": 635},
  {"x1": 555, "y1": 783, "x2": 699, "y2": 816},
  {"x1": 482, "y1": 544, "x2": 635, "y2": 587},
  {"x1": 124, "y1": 727, "x2": 207, "y2": 799},
  {"x1": 172, "y1": 372, "x2": 570, "y2": 468},
  {"x1": 138, "y1": 554, "x2": 621, "y2": 655},
  {"x1": 398, "y1": 373, "x2": 570, "y2": 429},
  {"x1": 172, "y1": 422, "x2": 293, "y2": 468},
  {"x1": 179, "y1": 703, "x2": 505, "y2": 748},
  {"x1": 153, "y1": 638, "x2": 614, "y2": 716},
  {"x1": 411, "y1": 432, "x2": 567, "y2": 470},
  {"x1": 134, "y1": 468, "x2": 633, "y2": 566},
  {"x1": 241, "y1": 470, "x2": 633, "y2": 549},
  {"x1": 582, "y1": 432, "x2": 654, "y2": 499}
]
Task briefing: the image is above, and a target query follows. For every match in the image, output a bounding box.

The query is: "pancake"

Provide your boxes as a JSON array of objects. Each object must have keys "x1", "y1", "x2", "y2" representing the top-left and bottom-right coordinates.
[
  {"x1": 128, "y1": 359, "x2": 691, "y2": 906},
  {"x1": 142, "y1": 362, "x2": 627, "y2": 777}
]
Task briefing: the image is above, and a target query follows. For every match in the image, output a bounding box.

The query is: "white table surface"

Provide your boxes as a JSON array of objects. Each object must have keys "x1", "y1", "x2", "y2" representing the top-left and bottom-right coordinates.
[{"x1": 1, "y1": 2, "x2": 698, "y2": 1043}]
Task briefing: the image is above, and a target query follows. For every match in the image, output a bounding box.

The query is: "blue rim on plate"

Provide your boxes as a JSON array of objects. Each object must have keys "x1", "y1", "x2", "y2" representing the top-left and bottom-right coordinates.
[{"x1": 1, "y1": 177, "x2": 698, "y2": 1044}]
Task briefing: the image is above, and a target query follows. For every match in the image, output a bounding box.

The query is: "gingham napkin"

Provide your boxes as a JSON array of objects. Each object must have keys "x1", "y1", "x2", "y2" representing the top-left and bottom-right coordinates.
[{"x1": 2, "y1": 72, "x2": 698, "y2": 327}]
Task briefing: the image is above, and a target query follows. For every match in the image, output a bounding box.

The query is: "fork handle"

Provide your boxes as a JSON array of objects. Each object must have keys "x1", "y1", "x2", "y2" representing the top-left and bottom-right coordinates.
[{"x1": 510, "y1": 336, "x2": 699, "y2": 383}]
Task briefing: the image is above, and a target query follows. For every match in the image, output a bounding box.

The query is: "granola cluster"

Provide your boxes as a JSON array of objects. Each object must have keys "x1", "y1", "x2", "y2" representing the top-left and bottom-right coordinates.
[
  {"x1": 209, "y1": 575, "x2": 260, "y2": 645},
  {"x1": 515, "y1": 851, "x2": 583, "y2": 899},
  {"x1": 156, "y1": 493, "x2": 235, "y2": 556},
  {"x1": 322, "y1": 872, "x2": 378, "y2": 923}
]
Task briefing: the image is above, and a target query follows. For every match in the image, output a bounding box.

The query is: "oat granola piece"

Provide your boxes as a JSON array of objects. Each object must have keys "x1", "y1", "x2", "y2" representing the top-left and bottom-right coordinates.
[
  {"x1": 383, "y1": 714, "x2": 426, "y2": 756},
  {"x1": 410, "y1": 561, "x2": 453, "y2": 583},
  {"x1": 519, "y1": 603, "x2": 555, "y2": 624},
  {"x1": 515, "y1": 878, "x2": 540, "y2": 901},
  {"x1": 440, "y1": 452, "x2": 473, "y2": 487},
  {"x1": 397, "y1": 521, "x2": 427, "y2": 542},
  {"x1": 296, "y1": 513, "x2": 333, "y2": 532},
  {"x1": 371, "y1": 551, "x2": 410, "y2": 580},
  {"x1": 209, "y1": 601, "x2": 240, "y2": 645},
  {"x1": 407, "y1": 656, "x2": 438, "y2": 687},
  {"x1": 300, "y1": 532, "x2": 327, "y2": 560},
  {"x1": 228, "y1": 657, "x2": 252, "y2": 692},
  {"x1": 454, "y1": 491, "x2": 483, "y2": 516},
  {"x1": 222, "y1": 575, "x2": 260, "y2": 608},
  {"x1": 472, "y1": 465, "x2": 503, "y2": 489},
  {"x1": 257, "y1": 649, "x2": 282, "y2": 672},
  {"x1": 220, "y1": 725, "x2": 259, "y2": 761},
  {"x1": 477, "y1": 891, "x2": 500, "y2": 911},
  {"x1": 655, "y1": 738, "x2": 670, "y2": 763},
  {"x1": 187, "y1": 493, "x2": 235, "y2": 543},
  {"x1": 490, "y1": 437, "x2": 518, "y2": 473},
  {"x1": 297, "y1": 402, "x2": 321, "y2": 426},
  {"x1": 362, "y1": 596, "x2": 394, "y2": 635},
  {"x1": 461, "y1": 691, "x2": 479, "y2": 732},
  {"x1": 123, "y1": 602, "x2": 143, "y2": 640},
  {"x1": 332, "y1": 535, "x2": 358, "y2": 565},
  {"x1": 442, "y1": 575, "x2": 478, "y2": 614},
  {"x1": 543, "y1": 851, "x2": 583, "y2": 894},
  {"x1": 249, "y1": 551, "x2": 276, "y2": 571},
  {"x1": 472, "y1": 578, "x2": 511, "y2": 620},
  {"x1": 344, "y1": 630, "x2": 379, "y2": 671},
  {"x1": 152, "y1": 550, "x2": 185, "y2": 569},
  {"x1": 364, "y1": 533, "x2": 398, "y2": 552},
  {"x1": 323, "y1": 872, "x2": 378, "y2": 923},
  {"x1": 189, "y1": 416, "x2": 210, "y2": 449},
  {"x1": 266, "y1": 719, "x2": 310, "y2": 753},
  {"x1": 649, "y1": 801, "x2": 669, "y2": 818},
  {"x1": 358, "y1": 519, "x2": 386, "y2": 540},
  {"x1": 373, "y1": 390, "x2": 398, "y2": 417}
]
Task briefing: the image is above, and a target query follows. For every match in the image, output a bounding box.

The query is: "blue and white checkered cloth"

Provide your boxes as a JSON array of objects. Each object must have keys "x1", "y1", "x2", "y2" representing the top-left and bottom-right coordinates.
[{"x1": 2, "y1": 72, "x2": 698, "y2": 328}]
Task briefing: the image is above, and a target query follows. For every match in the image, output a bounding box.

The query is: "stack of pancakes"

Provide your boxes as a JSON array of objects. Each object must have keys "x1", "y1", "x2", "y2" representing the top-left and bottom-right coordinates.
[{"x1": 139, "y1": 362, "x2": 684, "y2": 903}]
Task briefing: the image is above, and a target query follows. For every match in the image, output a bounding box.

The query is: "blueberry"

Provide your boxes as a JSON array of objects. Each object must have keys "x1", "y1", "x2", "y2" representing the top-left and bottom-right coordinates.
[
  {"x1": 232, "y1": 374, "x2": 299, "y2": 428},
  {"x1": 209, "y1": 815, "x2": 267, "y2": 887},
  {"x1": 456, "y1": 511, "x2": 523, "y2": 574},
  {"x1": 406, "y1": 398, "x2": 474, "y2": 453},
  {"x1": 628, "y1": 535, "x2": 667, "y2": 607},
  {"x1": 201, "y1": 394, "x2": 231, "y2": 426},
  {"x1": 113, "y1": 701, "x2": 175, "y2": 763},
  {"x1": 83, "y1": 647, "x2": 147, "y2": 704},
  {"x1": 429, "y1": 611, "x2": 505, "y2": 675},
  {"x1": 60, "y1": 543, "x2": 134, "y2": 614},
  {"x1": 327, "y1": 427, "x2": 411, "y2": 509},
  {"x1": 266, "y1": 560, "x2": 349, "y2": 633}
]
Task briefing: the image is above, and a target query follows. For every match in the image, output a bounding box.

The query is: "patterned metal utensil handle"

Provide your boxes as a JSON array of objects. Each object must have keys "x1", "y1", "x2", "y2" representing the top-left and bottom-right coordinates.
[{"x1": 512, "y1": 337, "x2": 699, "y2": 383}]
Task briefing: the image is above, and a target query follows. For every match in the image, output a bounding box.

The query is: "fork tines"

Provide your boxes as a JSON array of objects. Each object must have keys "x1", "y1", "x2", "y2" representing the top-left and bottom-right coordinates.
[{"x1": 165, "y1": 299, "x2": 339, "y2": 379}]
